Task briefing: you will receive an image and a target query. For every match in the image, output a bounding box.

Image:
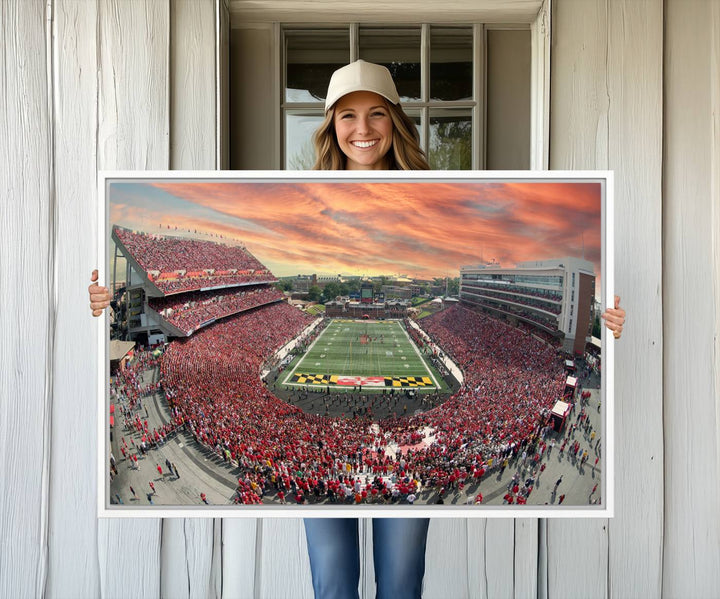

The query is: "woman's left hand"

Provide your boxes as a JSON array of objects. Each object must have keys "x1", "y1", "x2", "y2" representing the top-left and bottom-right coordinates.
[{"x1": 601, "y1": 295, "x2": 625, "y2": 339}]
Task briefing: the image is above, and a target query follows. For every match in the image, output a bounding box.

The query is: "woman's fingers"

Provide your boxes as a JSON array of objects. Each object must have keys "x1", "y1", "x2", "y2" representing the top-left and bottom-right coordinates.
[
  {"x1": 89, "y1": 269, "x2": 111, "y2": 316},
  {"x1": 89, "y1": 286, "x2": 110, "y2": 302},
  {"x1": 602, "y1": 310, "x2": 624, "y2": 327},
  {"x1": 601, "y1": 297, "x2": 625, "y2": 339}
]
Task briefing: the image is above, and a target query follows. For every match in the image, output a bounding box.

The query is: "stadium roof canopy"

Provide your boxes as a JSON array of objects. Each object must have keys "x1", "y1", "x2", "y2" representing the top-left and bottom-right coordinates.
[{"x1": 110, "y1": 340, "x2": 135, "y2": 362}]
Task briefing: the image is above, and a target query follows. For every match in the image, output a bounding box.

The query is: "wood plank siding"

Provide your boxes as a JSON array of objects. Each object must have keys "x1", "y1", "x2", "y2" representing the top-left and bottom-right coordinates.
[{"x1": 2, "y1": 0, "x2": 717, "y2": 597}]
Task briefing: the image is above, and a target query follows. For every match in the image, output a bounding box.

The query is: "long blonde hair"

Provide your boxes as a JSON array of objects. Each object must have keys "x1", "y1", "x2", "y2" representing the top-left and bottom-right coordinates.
[{"x1": 312, "y1": 100, "x2": 430, "y2": 171}]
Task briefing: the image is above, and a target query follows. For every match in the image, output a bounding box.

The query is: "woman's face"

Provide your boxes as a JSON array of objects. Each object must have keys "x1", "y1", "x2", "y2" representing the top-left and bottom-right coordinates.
[{"x1": 333, "y1": 91, "x2": 394, "y2": 170}]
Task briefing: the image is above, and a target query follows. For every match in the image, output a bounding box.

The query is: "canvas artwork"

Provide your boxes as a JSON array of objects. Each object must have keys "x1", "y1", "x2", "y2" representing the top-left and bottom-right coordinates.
[{"x1": 99, "y1": 171, "x2": 613, "y2": 518}]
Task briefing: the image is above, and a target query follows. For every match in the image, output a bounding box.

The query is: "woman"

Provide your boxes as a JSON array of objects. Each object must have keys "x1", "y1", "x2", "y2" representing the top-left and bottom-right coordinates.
[
  {"x1": 302, "y1": 60, "x2": 433, "y2": 599},
  {"x1": 312, "y1": 60, "x2": 428, "y2": 172},
  {"x1": 89, "y1": 60, "x2": 626, "y2": 599}
]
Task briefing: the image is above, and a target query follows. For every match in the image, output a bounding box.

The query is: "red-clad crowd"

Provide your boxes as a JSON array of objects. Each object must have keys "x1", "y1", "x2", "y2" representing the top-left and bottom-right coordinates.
[
  {"x1": 149, "y1": 286, "x2": 284, "y2": 334},
  {"x1": 151, "y1": 273, "x2": 277, "y2": 296},
  {"x1": 155, "y1": 299, "x2": 565, "y2": 504},
  {"x1": 111, "y1": 350, "x2": 162, "y2": 412},
  {"x1": 114, "y1": 226, "x2": 266, "y2": 272},
  {"x1": 111, "y1": 349, "x2": 181, "y2": 462},
  {"x1": 114, "y1": 226, "x2": 276, "y2": 295},
  {"x1": 404, "y1": 306, "x2": 565, "y2": 469},
  {"x1": 108, "y1": 230, "x2": 570, "y2": 504},
  {"x1": 474, "y1": 302, "x2": 559, "y2": 332},
  {"x1": 515, "y1": 321, "x2": 561, "y2": 347}
]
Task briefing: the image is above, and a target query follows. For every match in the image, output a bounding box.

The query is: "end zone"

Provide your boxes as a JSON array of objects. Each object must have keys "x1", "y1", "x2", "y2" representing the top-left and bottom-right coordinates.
[{"x1": 288, "y1": 373, "x2": 435, "y2": 388}]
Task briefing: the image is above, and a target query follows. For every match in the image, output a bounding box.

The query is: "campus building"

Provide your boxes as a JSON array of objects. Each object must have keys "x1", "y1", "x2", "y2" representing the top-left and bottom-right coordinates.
[
  {"x1": 459, "y1": 257, "x2": 595, "y2": 354},
  {"x1": 324, "y1": 299, "x2": 409, "y2": 319}
]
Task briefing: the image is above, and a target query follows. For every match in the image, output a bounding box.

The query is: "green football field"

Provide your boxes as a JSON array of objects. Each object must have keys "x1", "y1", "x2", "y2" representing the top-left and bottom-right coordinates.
[{"x1": 281, "y1": 319, "x2": 445, "y2": 391}]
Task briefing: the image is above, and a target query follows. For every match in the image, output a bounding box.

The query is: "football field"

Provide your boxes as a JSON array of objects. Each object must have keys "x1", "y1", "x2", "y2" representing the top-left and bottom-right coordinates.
[{"x1": 282, "y1": 319, "x2": 444, "y2": 391}]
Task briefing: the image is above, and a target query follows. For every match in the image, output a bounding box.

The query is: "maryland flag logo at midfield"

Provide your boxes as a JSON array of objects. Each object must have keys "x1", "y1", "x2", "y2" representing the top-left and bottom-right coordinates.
[
  {"x1": 291, "y1": 374, "x2": 434, "y2": 387},
  {"x1": 383, "y1": 376, "x2": 433, "y2": 387},
  {"x1": 292, "y1": 373, "x2": 336, "y2": 385}
]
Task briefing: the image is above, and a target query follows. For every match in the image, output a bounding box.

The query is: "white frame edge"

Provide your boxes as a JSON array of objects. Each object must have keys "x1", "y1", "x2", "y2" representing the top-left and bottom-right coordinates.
[{"x1": 96, "y1": 169, "x2": 614, "y2": 520}]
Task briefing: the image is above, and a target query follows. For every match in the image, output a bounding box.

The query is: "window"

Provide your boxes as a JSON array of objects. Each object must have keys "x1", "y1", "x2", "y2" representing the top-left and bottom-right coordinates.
[
  {"x1": 228, "y1": 20, "x2": 536, "y2": 170},
  {"x1": 282, "y1": 25, "x2": 527, "y2": 170}
]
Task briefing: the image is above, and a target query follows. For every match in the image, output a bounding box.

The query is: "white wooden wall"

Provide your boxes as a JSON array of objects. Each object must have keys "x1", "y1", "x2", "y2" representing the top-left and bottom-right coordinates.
[
  {"x1": 1, "y1": 0, "x2": 718, "y2": 597},
  {"x1": 663, "y1": 1, "x2": 720, "y2": 595},
  {"x1": 549, "y1": 1, "x2": 665, "y2": 596}
]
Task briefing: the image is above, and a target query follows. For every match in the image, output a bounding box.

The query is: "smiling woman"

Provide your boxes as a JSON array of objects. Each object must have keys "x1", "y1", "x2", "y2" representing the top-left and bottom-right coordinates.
[
  {"x1": 311, "y1": 60, "x2": 430, "y2": 171},
  {"x1": 333, "y1": 91, "x2": 394, "y2": 170}
]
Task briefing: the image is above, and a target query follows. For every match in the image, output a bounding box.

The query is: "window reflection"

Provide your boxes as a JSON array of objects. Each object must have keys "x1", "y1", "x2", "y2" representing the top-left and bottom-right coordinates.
[
  {"x1": 430, "y1": 27, "x2": 473, "y2": 101},
  {"x1": 286, "y1": 30, "x2": 349, "y2": 103},
  {"x1": 359, "y1": 28, "x2": 421, "y2": 102},
  {"x1": 429, "y1": 110, "x2": 472, "y2": 170},
  {"x1": 285, "y1": 113, "x2": 324, "y2": 169}
]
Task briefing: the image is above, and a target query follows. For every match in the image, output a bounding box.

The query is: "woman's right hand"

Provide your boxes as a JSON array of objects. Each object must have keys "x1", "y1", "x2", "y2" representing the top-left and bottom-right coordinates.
[{"x1": 89, "y1": 269, "x2": 111, "y2": 316}]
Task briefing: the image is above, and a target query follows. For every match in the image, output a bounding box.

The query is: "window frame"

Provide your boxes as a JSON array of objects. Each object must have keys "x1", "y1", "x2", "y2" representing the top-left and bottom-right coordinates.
[
  {"x1": 281, "y1": 23, "x2": 496, "y2": 171},
  {"x1": 261, "y1": 3, "x2": 549, "y2": 170}
]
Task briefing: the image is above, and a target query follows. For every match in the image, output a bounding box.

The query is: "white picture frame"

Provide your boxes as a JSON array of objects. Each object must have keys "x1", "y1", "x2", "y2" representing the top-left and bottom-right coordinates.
[{"x1": 97, "y1": 170, "x2": 614, "y2": 519}]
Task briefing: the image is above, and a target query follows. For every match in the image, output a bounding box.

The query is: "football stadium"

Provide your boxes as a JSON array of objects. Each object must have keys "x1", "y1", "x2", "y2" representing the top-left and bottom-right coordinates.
[{"x1": 109, "y1": 226, "x2": 602, "y2": 506}]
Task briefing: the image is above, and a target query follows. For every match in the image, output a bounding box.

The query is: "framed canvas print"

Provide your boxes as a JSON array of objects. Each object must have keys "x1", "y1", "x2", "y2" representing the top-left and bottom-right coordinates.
[{"x1": 97, "y1": 171, "x2": 614, "y2": 518}]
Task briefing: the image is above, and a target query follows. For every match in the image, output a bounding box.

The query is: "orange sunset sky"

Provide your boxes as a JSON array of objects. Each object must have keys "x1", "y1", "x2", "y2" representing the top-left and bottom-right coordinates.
[{"x1": 108, "y1": 179, "x2": 602, "y2": 284}]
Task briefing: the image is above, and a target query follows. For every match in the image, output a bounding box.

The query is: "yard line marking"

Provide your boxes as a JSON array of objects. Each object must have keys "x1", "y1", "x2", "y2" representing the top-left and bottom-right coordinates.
[{"x1": 284, "y1": 320, "x2": 333, "y2": 384}]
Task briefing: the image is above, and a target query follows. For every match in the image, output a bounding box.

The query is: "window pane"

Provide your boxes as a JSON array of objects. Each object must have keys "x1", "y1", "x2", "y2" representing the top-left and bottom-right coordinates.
[
  {"x1": 429, "y1": 109, "x2": 472, "y2": 170},
  {"x1": 285, "y1": 112, "x2": 324, "y2": 169},
  {"x1": 430, "y1": 27, "x2": 473, "y2": 101},
  {"x1": 359, "y1": 28, "x2": 421, "y2": 102},
  {"x1": 402, "y1": 109, "x2": 423, "y2": 148},
  {"x1": 286, "y1": 30, "x2": 349, "y2": 103}
]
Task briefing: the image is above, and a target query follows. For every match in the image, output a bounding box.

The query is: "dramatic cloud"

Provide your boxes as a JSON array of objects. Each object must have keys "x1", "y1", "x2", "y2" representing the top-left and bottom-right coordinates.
[{"x1": 109, "y1": 179, "x2": 602, "y2": 284}]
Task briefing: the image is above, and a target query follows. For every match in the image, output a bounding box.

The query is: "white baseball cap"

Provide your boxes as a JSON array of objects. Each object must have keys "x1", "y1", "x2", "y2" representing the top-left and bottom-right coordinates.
[{"x1": 324, "y1": 60, "x2": 400, "y2": 112}]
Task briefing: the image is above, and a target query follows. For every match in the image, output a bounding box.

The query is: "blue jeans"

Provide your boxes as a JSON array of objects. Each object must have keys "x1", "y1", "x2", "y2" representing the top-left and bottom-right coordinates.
[{"x1": 303, "y1": 518, "x2": 430, "y2": 599}]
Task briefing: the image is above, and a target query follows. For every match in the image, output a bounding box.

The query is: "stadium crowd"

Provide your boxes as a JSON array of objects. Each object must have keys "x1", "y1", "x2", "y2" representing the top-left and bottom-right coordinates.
[
  {"x1": 110, "y1": 349, "x2": 183, "y2": 461},
  {"x1": 154, "y1": 297, "x2": 566, "y2": 504},
  {"x1": 149, "y1": 286, "x2": 284, "y2": 334},
  {"x1": 106, "y1": 225, "x2": 611, "y2": 506},
  {"x1": 111, "y1": 349, "x2": 162, "y2": 412},
  {"x1": 399, "y1": 306, "x2": 565, "y2": 483},
  {"x1": 470, "y1": 302, "x2": 560, "y2": 333},
  {"x1": 150, "y1": 272, "x2": 277, "y2": 296},
  {"x1": 114, "y1": 226, "x2": 275, "y2": 294}
]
